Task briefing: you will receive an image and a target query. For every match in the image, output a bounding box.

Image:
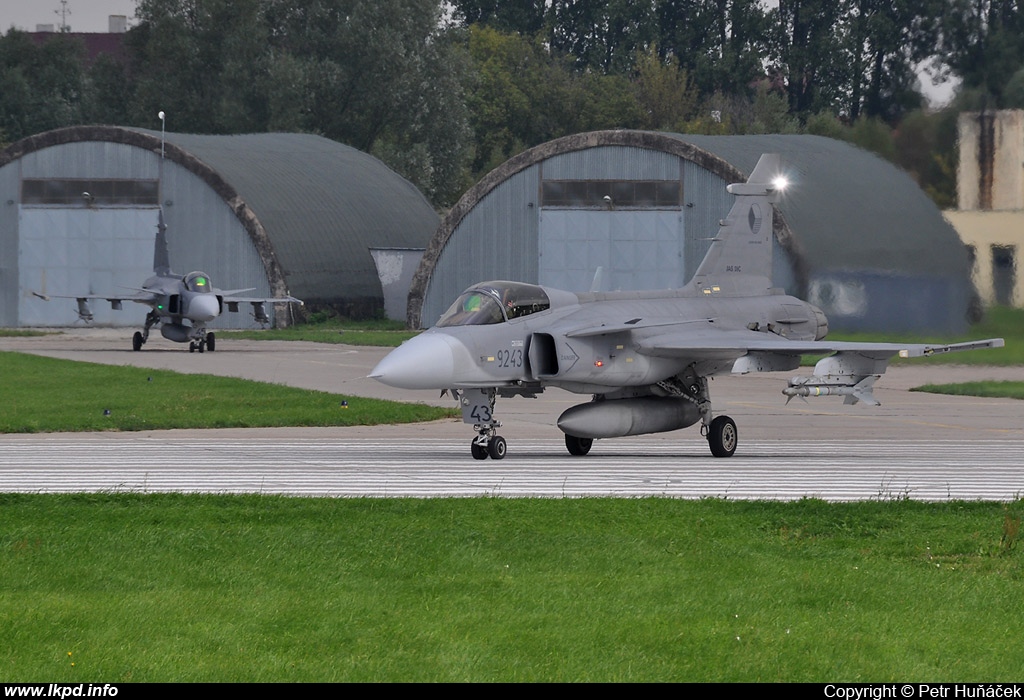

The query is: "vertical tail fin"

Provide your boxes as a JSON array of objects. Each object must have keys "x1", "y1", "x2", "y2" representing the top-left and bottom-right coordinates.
[
  {"x1": 685, "y1": 153, "x2": 784, "y2": 297},
  {"x1": 153, "y1": 209, "x2": 171, "y2": 275}
]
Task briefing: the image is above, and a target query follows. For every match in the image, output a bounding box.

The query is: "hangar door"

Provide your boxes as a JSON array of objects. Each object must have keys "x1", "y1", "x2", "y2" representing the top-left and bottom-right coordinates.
[
  {"x1": 537, "y1": 178, "x2": 684, "y2": 292},
  {"x1": 19, "y1": 207, "x2": 159, "y2": 326}
]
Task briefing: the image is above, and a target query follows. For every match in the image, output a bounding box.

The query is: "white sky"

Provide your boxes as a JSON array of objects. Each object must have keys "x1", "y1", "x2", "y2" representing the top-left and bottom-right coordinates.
[
  {"x1": 1, "y1": 0, "x2": 957, "y2": 107},
  {"x1": 0, "y1": 0, "x2": 136, "y2": 33}
]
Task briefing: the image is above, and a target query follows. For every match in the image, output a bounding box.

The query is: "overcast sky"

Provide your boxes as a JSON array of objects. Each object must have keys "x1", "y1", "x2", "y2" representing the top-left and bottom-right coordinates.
[{"x1": 0, "y1": 0, "x2": 136, "y2": 34}]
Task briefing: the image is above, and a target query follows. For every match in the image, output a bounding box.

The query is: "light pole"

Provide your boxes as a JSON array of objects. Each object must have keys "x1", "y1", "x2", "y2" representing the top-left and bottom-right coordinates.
[{"x1": 158, "y1": 111, "x2": 165, "y2": 159}]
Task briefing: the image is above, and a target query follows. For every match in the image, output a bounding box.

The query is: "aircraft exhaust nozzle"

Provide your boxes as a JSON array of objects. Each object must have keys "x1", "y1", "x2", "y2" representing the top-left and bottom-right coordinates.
[{"x1": 557, "y1": 397, "x2": 701, "y2": 439}]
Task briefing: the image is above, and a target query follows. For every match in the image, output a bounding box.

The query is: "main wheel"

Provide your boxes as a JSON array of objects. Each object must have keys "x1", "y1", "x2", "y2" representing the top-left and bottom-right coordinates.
[
  {"x1": 206, "y1": 332, "x2": 216, "y2": 352},
  {"x1": 132, "y1": 331, "x2": 143, "y2": 352},
  {"x1": 708, "y1": 415, "x2": 738, "y2": 458},
  {"x1": 487, "y1": 435, "x2": 507, "y2": 460},
  {"x1": 565, "y1": 434, "x2": 593, "y2": 456},
  {"x1": 189, "y1": 342, "x2": 196, "y2": 353},
  {"x1": 471, "y1": 441, "x2": 488, "y2": 460},
  {"x1": 197, "y1": 340, "x2": 205, "y2": 353}
]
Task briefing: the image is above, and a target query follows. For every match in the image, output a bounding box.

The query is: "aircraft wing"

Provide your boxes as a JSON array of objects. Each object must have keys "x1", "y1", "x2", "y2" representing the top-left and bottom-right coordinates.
[
  {"x1": 216, "y1": 292, "x2": 302, "y2": 325},
  {"x1": 32, "y1": 291, "x2": 158, "y2": 322},
  {"x1": 219, "y1": 292, "x2": 302, "y2": 304},
  {"x1": 34, "y1": 290, "x2": 157, "y2": 303},
  {"x1": 635, "y1": 329, "x2": 1004, "y2": 405},
  {"x1": 635, "y1": 328, "x2": 1004, "y2": 360}
]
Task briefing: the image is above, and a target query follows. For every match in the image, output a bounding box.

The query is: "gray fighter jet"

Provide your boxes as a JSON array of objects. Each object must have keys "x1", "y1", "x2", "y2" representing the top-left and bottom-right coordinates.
[
  {"x1": 371, "y1": 154, "x2": 1003, "y2": 459},
  {"x1": 36, "y1": 212, "x2": 302, "y2": 352}
]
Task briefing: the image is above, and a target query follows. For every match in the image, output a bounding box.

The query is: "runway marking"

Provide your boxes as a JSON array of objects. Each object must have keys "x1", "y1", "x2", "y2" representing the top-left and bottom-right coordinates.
[{"x1": 1, "y1": 437, "x2": 1022, "y2": 501}]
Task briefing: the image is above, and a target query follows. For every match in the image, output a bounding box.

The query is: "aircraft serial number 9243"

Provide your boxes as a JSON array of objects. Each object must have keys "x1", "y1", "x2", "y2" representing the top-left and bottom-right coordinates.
[{"x1": 371, "y1": 154, "x2": 1003, "y2": 460}]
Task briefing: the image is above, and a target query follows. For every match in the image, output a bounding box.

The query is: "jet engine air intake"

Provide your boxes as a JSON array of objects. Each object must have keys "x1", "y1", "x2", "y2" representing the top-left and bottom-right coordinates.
[{"x1": 528, "y1": 333, "x2": 560, "y2": 377}]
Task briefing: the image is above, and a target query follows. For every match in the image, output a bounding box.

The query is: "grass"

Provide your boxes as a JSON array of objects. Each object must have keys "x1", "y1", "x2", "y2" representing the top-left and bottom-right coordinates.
[
  {"x1": 224, "y1": 317, "x2": 417, "y2": 347},
  {"x1": 912, "y1": 381, "x2": 1024, "y2": 400},
  {"x1": 1, "y1": 495, "x2": 1022, "y2": 682},
  {"x1": 0, "y1": 329, "x2": 56, "y2": 337},
  {"x1": 0, "y1": 351, "x2": 454, "y2": 433}
]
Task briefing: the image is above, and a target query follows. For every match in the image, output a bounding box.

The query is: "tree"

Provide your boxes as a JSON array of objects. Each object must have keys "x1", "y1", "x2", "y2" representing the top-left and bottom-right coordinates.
[
  {"x1": 548, "y1": 0, "x2": 658, "y2": 75},
  {"x1": 657, "y1": 0, "x2": 770, "y2": 98},
  {"x1": 633, "y1": 45, "x2": 699, "y2": 130},
  {"x1": 449, "y1": 0, "x2": 549, "y2": 34},
  {"x1": 125, "y1": 0, "x2": 473, "y2": 207},
  {"x1": 0, "y1": 28, "x2": 88, "y2": 141},
  {"x1": 938, "y1": 0, "x2": 1024, "y2": 104},
  {"x1": 769, "y1": 0, "x2": 849, "y2": 119}
]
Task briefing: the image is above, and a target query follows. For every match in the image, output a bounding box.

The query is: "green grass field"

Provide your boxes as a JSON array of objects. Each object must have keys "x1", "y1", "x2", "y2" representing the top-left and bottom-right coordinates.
[
  {"x1": 0, "y1": 351, "x2": 454, "y2": 433},
  {"x1": 224, "y1": 317, "x2": 416, "y2": 346},
  {"x1": 1, "y1": 311, "x2": 1020, "y2": 682},
  {"x1": 2, "y1": 495, "x2": 1021, "y2": 682}
]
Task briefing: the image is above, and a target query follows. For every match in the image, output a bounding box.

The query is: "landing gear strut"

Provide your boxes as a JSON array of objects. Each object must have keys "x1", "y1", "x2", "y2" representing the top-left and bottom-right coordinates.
[
  {"x1": 132, "y1": 310, "x2": 160, "y2": 351},
  {"x1": 456, "y1": 388, "x2": 506, "y2": 460},
  {"x1": 688, "y1": 373, "x2": 737, "y2": 458},
  {"x1": 666, "y1": 367, "x2": 738, "y2": 458}
]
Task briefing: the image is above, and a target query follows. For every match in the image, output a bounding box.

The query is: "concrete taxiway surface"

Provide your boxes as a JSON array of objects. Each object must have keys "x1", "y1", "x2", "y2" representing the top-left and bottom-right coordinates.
[{"x1": 1, "y1": 328, "x2": 1022, "y2": 499}]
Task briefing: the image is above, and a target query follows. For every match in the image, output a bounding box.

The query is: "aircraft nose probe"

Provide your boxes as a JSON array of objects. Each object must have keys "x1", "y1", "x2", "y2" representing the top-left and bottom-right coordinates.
[{"x1": 369, "y1": 334, "x2": 456, "y2": 390}]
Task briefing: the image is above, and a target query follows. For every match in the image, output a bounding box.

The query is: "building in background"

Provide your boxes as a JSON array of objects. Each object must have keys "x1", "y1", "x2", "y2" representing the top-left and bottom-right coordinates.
[
  {"x1": 410, "y1": 131, "x2": 975, "y2": 334},
  {"x1": 945, "y1": 109, "x2": 1024, "y2": 308},
  {"x1": 0, "y1": 126, "x2": 436, "y2": 328}
]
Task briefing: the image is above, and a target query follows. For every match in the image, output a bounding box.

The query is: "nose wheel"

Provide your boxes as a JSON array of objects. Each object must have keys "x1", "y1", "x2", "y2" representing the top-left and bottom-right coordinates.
[
  {"x1": 471, "y1": 433, "x2": 506, "y2": 460},
  {"x1": 455, "y1": 388, "x2": 508, "y2": 460}
]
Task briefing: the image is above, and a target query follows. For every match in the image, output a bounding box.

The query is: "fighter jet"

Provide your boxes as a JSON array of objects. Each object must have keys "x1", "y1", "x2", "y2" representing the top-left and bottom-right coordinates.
[
  {"x1": 370, "y1": 154, "x2": 1003, "y2": 459},
  {"x1": 36, "y1": 211, "x2": 302, "y2": 352}
]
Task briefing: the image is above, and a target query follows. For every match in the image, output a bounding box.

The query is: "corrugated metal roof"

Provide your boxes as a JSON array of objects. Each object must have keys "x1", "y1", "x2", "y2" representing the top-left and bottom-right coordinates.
[
  {"x1": 667, "y1": 133, "x2": 966, "y2": 276},
  {"x1": 135, "y1": 130, "x2": 438, "y2": 303},
  {"x1": 2, "y1": 126, "x2": 438, "y2": 308}
]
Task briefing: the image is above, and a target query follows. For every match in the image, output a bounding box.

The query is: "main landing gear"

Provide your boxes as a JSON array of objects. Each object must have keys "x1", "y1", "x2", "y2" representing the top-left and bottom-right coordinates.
[
  {"x1": 686, "y1": 372, "x2": 737, "y2": 458},
  {"x1": 705, "y1": 415, "x2": 737, "y2": 458},
  {"x1": 189, "y1": 332, "x2": 216, "y2": 353},
  {"x1": 565, "y1": 434, "x2": 593, "y2": 456},
  {"x1": 131, "y1": 310, "x2": 160, "y2": 351}
]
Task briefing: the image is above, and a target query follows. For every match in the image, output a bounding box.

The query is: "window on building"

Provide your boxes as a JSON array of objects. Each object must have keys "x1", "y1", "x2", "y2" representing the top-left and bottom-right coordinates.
[
  {"x1": 992, "y1": 245, "x2": 1016, "y2": 306},
  {"x1": 541, "y1": 179, "x2": 681, "y2": 209},
  {"x1": 21, "y1": 179, "x2": 159, "y2": 206}
]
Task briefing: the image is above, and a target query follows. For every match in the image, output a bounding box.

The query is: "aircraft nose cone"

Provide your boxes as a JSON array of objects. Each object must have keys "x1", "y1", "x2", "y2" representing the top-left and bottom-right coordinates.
[
  {"x1": 370, "y1": 333, "x2": 456, "y2": 389},
  {"x1": 189, "y1": 294, "x2": 220, "y2": 322}
]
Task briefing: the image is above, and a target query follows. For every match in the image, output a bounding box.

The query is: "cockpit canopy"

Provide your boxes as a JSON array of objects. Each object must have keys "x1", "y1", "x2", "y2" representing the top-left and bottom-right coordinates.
[
  {"x1": 183, "y1": 271, "x2": 213, "y2": 293},
  {"x1": 437, "y1": 282, "x2": 550, "y2": 327}
]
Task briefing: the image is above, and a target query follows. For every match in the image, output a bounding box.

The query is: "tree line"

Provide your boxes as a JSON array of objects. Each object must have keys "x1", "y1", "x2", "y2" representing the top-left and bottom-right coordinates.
[{"x1": 2, "y1": 0, "x2": 1024, "y2": 209}]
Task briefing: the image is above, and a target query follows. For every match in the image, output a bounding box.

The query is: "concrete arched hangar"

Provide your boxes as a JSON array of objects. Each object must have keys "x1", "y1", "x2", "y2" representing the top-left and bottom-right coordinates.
[
  {"x1": 0, "y1": 126, "x2": 438, "y2": 328},
  {"x1": 410, "y1": 130, "x2": 974, "y2": 334}
]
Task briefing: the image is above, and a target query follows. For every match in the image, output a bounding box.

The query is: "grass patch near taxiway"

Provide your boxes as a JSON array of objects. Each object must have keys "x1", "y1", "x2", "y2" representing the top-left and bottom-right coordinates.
[
  {"x1": 224, "y1": 317, "x2": 417, "y2": 347},
  {"x1": 0, "y1": 352, "x2": 453, "y2": 432},
  {"x1": 912, "y1": 381, "x2": 1024, "y2": 400},
  {"x1": 2, "y1": 495, "x2": 1023, "y2": 682}
]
